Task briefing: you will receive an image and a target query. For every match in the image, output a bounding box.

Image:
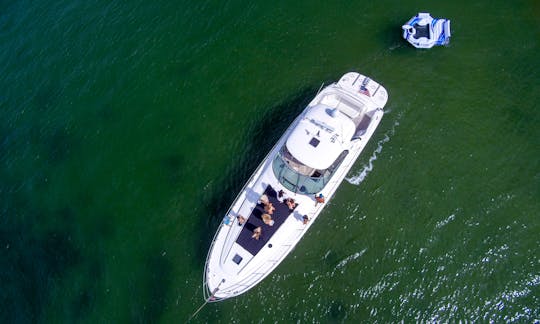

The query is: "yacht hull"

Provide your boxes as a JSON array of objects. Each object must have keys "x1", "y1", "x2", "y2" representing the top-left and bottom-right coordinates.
[{"x1": 203, "y1": 72, "x2": 388, "y2": 301}]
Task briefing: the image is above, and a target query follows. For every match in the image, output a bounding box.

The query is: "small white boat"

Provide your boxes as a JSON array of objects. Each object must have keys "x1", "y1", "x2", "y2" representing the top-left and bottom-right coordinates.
[
  {"x1": 402, "y1": 12, "x2": 451, "y2": 48},
  {"x1": 203, "y1": 72, "x2": 388, "y2": 301}
]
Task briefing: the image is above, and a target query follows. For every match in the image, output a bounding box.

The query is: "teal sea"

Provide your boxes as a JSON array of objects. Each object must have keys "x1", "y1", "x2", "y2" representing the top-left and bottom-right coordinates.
[{"x1": 1, "y1": 0, "x2": 539, "y2": 322}]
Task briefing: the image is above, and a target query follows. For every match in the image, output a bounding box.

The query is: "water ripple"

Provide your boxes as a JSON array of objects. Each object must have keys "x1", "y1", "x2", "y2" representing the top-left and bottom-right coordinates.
[{"x1": 346, "y1": 113, "x2": 402, "y2": 185}]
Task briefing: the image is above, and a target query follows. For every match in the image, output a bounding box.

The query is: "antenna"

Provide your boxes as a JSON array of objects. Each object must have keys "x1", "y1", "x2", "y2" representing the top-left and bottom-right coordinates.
[{"x1": 187, "y1": 279, "x2": 225, "y2": 322}]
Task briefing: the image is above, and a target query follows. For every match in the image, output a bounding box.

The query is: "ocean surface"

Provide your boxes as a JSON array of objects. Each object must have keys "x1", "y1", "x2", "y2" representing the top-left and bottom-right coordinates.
[{"x1": 1, "y1": 0, "x2": 539, "y2": 323}]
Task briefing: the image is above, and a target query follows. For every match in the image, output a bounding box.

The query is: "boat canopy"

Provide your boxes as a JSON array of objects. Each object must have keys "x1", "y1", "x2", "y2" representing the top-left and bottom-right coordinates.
[{"x1": 286, "y1": 104, "x2": 355, "y2": 170}]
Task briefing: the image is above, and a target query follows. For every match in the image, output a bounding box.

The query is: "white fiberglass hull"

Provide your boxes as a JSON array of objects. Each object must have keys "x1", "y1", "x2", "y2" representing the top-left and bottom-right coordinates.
[{"x1": 203, "y1": 72, "x2": 388, "y2": 301}]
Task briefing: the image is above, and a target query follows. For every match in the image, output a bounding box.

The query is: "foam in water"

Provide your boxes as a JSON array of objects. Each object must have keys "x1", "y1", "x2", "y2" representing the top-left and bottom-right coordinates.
[
  {"x1": 346, "y1": 116, "x2": 401, "y2": 185},
  {"x1": 435, "y1": 213, "x2": 456, "y2": 229},
  {"x1": 329, "y1": 248, "x2": 368, "y2": 277},
  {"x1": 335, "y1": 249, "x2": 367, "y2": 270}
]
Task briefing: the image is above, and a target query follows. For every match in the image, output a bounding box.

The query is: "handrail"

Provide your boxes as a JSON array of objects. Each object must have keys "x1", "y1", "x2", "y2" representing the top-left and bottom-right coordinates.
[{"x1": 202, "y1": 103, "x2": 310, "y2": 300}]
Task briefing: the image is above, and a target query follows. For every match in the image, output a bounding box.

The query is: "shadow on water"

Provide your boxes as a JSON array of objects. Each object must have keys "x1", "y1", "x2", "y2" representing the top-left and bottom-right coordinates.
[
  {"x1": 32, "y1": 81, "x2": 63, "y2": 112},
  {"x1": 0, "y1": 208, "x2": 80, "y2": 323},
  {"x1": 376, "y1": 22, "x2": 410, "y2": 54},
  {"x1": 129, "y1": 249, "x2": 173, "y2": 323},
  {"x1": 43, "y1": 127, "x2": 77, "y2": 163},
  {"x1": 0, "y1": 111, "x2": 84, "y2": 323},
  {"x1": 327, "y1": 300, "x2": 347, "y2": 322},
  {"x1": 192, "y1": 84, "x2": 319, "y2": 280},
  {"x1": 161, "y1": 154, "x2": 186, "y2": 187},
  {"x1": 0, "y1": 175, "x2": 112, "y2": 323}
]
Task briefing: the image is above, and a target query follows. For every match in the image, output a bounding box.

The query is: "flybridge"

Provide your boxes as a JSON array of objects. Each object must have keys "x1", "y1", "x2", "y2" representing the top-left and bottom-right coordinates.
[
  {"x1": 306, "y1": 115, "x2": 335, "y2": 133},
  {"x1": 286, "y1": 104, "x2": 356, "y2": 170},
  {"x1": 306, "y1": 112, "x2": 343, "y2": 145}
]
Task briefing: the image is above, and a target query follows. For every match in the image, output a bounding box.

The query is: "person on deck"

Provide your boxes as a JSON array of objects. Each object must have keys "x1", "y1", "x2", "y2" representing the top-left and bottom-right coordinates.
[
  {"x1": 285, "y1": 198, "x2": 297, "y2": 211},
  {"x1": 315, "y1": 193, "x2": 325, "y2": 206},
  {"x1": 264, "y1": 202, "x2": 275, "y2": 214},
  {"x1": 262, "y1": 214, "x2": 274, "y2": 226},
  {"x1": 259, "y1": 194, "x2": 270, "y2": 206},
  {"x1": 277, "y1": 190, "x2": 287, "y2": 203},
  {"x1": 237, "y1": 215, "x2": 246, "y2": 226},
  {"x1": 252, "y1": 226, "x2": 262, "y2": 240}
]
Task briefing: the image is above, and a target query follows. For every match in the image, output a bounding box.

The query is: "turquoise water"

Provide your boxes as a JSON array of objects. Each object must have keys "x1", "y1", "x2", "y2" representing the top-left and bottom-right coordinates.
[{"x1": 1, "y1": 0, "x2": 539, "y2": 322}]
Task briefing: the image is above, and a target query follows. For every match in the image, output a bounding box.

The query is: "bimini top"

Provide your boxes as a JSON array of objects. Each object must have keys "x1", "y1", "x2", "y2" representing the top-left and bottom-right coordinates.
[{"x1": 286, "y1": 104, "x2": 355, "y2": 170}]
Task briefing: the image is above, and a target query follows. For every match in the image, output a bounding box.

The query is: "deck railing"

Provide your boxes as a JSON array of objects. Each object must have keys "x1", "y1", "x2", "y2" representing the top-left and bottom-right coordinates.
[{"x1": 202, "y1": 111, "x2": 306, "y2": 301}]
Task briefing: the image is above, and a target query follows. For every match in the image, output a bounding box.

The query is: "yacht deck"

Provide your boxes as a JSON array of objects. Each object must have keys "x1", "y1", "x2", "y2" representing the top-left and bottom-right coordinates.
[{"x1": 236, "y1": 186, "x2": 296, "y2": 255}]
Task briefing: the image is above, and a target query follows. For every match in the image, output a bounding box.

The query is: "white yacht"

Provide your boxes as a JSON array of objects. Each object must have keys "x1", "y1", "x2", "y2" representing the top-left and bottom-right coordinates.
[{"x1": 203, "y1": 72, "x2": 388, "y2": 301}]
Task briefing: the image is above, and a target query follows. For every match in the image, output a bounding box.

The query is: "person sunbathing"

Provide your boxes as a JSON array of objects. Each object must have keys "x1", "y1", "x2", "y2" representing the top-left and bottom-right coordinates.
[
  {"x1": 285, "y1": 198, "x2": 297, "y2": 211},
  {"x1": 252, "y1": 226, "x2": 262, "y2": 240},
  {"x1": 262, "y1": 213, "x2": 274, "y2": 226},
  {"x1": 259, "y1": 194, "x2": 270, "y2": 206},
  {"x1": 237, "y1": 215, "x2": 246, "y2": 226},
  {"x1": 264, "y1": 202, "x2": 275, "y2": 214}
]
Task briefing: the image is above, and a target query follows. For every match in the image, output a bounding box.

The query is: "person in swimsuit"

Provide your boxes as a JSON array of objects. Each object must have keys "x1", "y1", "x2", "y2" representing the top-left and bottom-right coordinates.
[
  {"x1": 252, "y1": 226, "x2": 262, "y2": 240},
  {"x1": 262, "y1": 214, "x2": 274, "y2": 226}
]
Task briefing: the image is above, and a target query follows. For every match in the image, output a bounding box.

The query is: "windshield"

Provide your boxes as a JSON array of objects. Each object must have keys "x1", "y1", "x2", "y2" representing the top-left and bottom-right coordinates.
[{"x1": 272, "y1": 146, "x2": 348, "y2": 195}]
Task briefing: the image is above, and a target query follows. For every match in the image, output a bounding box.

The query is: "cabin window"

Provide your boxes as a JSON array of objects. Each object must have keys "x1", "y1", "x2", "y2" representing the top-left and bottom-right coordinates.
[{"x1": 272, "y1": 146, "x2": 349, "y2": 194}]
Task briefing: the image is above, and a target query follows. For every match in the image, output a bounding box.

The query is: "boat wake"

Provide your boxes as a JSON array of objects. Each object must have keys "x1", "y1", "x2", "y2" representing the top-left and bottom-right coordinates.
[
  {"x1": 346, "y1": 115, "x2": 401, "y2": 185},
  {"x1": 306, "y1": 248, "x2": 369, "y2": 291},
  {"x1": 435, "y1": 212, "x2": 456, "y2": 229},
  {"x1": 332, "y1": 249, "x2": 368, "y2": 275}
]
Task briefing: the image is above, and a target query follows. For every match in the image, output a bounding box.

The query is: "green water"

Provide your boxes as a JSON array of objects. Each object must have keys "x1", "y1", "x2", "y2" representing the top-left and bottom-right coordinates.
[{"x1": 1, "y1": 0, "x2": 539, "y2": 322}]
